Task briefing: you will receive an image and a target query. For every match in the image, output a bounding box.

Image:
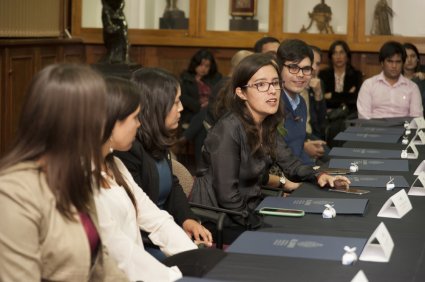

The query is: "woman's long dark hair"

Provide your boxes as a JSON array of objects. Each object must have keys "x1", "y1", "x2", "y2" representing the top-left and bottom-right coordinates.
[
  {"x1": 103, "y1": 77, "x2": 141, "y2": 214},
  {"x1": 230, "y1": 53, "x2": 284, "y2": 159},
  {"x1": 0, "y1": 64, "x2": 107, "y2": 220},
  {"x1": 131, "y1": 67, "x2": 180, "y2": 160},
  {"x1": 403, "y1": 42, "x2": 421, "y2": 72},
  {"x1": 187, "y1": 49, "x2": 219, "y2": 78}
]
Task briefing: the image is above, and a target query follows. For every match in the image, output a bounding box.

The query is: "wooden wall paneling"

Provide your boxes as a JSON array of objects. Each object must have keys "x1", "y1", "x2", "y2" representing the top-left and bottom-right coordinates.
[
  {"x1": 3, "y1": 47, "x2": 35, "y2": 153},
  {"x1": 0, "y1": 49, "x2": 3, "y2": 154},
  {"x1": 63, "y1": 44, "x2": 85, "y2": 64},
  {"x1": 38, "y1": 46, "x2": 59, "y2": 70}
]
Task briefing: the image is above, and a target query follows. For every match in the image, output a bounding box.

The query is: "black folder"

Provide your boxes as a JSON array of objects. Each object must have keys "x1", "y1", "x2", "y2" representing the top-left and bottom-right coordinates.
[
  {"x1": 255, "y1": 196, "x2": 369, "y2": 215},
  {"x1": 227, "y1": 231, "x2": 367, "y2": 261}
]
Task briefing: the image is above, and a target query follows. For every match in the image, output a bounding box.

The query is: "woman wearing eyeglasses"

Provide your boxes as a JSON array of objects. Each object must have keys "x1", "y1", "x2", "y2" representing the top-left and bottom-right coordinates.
[{"x1": 191, "y1": 53, "x2": 350, "y2": 243}]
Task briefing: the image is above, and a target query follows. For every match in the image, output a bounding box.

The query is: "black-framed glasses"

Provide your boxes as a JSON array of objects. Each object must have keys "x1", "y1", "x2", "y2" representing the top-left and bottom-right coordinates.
[
  {"x1": 283, "y1": 64, "x2": 313, "y2": 75},
  {"x1": 242, "y1": 80, "x2": 283, "y2": 92}
]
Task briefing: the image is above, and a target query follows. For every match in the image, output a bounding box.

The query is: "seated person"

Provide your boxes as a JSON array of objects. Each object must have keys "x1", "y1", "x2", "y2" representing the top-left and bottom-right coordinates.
[
  {"x1": 0, "y1": 64, "x2": 127, "y2": 281},
  {"x1": 115, "y1": 68, "x2": 212, "y2": 250},
  {"x1": 403, "y1": 42, "x2": 425, "y2": 113},
  {"x1": 276, "y1": 39, "x2": 327, "y2": 165},
  {"x1": 254, "y1": 36, "x2": 280, "y2": 54},
  {"x1": 319, "y1": 40, "x2": 363, "y2": 145},
  {"x1": 191, "y1": 53, "x2": 350, "y2": 238},
  {"x1": 319, "y1": 40, "x2": 363, "y2": 113},
  {"x1": 95, "y1": 76, "x2": 224, "y2": 282},
  {"x1": 205, "y1": 49, "x2": 254, "y2": 127},
  {"x1": 179, "y1": 49, "x2": 222, "y2": 166},
  {"x1": 357, "y1": 41, "x2": 423, "y2": 119}
]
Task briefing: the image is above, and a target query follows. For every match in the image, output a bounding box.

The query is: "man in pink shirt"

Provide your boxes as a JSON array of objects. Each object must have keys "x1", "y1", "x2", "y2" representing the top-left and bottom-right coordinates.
[{"x1": 357, "y1": 41, "x2": 423, "y2": 119}]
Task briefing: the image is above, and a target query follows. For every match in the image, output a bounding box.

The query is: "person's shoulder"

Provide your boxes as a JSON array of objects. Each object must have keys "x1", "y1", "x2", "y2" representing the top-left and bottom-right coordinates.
[
  {"x1": 180, "y1": 71, "x2": 195, "y2": 81},
  {"x1": 0, "y1": 162, "x2": 47, "y2": 203}
]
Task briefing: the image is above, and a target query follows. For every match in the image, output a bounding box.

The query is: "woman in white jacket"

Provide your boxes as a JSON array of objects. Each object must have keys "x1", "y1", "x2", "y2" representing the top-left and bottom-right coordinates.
[{"x1": 95, "y1": 76, "x2": 224, "y2": 282}]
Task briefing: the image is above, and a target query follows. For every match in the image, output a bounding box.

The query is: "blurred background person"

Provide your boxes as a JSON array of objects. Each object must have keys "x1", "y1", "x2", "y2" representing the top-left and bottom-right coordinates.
[
  {"x1": 403, "y1": 42, "x2": 425, "y2": 113},
  {"x1": 179, "y1": 49, "x2": 222, "y2": 168}
]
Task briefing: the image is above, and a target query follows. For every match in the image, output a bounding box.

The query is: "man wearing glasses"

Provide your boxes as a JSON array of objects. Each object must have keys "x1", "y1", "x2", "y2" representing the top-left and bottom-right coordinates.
[{"x1": 276, "y1": 39, "x2": 327, "y2": 165}]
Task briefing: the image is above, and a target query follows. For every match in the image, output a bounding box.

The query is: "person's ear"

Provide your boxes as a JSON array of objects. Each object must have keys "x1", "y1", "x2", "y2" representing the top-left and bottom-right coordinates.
[{"x1": 235, "y1": 87, "x2": 247, "y2": 101}]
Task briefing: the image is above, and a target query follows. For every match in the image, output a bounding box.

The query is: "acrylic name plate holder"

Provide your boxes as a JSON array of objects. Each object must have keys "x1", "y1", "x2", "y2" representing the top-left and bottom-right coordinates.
[
  {"x1": 377, "y1": 189, "x2": 412, "y2": 219},
  {"x1": 359, "y1": 222, "x2": 394, "y2": 263},
  {"x1": 408, "y1": 172, "x2": 425, "y2": 196},
  {"x1": 408, "y1": 117, "x2": 425, "y2": 129}
]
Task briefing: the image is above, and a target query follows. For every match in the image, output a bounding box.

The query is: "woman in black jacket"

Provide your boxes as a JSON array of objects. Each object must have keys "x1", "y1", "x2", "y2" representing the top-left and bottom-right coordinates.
[
  {"x1": 191, "y1": 53, "x2": 350, "y2": 232},
  {"x1": 115, "y1": 67, "x2": 212, "y2": 248},
  {"x1": 179, "y1": 49, "x2": 222, "y2": 167}
]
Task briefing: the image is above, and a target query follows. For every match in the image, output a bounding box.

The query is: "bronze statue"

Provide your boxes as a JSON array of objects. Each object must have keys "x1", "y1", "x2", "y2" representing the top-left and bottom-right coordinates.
[
  {"x1": 101, "y1": 0, "x2": 129, "y2": 64},
  {"x1": 370, "y1": 0, "x2": 394, "y2": 35},
  {"x1": 300, "y1": 0, "x2": 334, "y2": 34},
  {"x1": 163, "y1": 0, "x2": 185, "y2": 19}
]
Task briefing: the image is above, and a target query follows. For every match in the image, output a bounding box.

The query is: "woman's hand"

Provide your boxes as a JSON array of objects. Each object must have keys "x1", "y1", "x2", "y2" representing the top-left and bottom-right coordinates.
[
  {"x1": 317, "y1": 174, "x2": 351, "y2": 189},
  {"x1": 182, "y1": 219, "x2": 213, "y2": 247}
]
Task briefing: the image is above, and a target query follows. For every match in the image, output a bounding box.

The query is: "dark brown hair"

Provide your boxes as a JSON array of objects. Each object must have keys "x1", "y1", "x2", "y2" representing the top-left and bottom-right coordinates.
[
  {"x1": 0, "y1": 64, "x2": 107, "y2": 220},
  {"x1": 131, "y1": 67, "x2": 180, "y2": 160},
  {"x1": 103, "y1": 76, "x2": 141, "y2": 214},
  {"x1": 230, "y1": 53, "x2": 284, "y2": 158}
]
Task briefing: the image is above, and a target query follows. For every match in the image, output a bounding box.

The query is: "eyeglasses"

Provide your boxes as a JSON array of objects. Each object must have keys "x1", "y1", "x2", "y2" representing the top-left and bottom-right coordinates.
[
  {"x1": 242, "y1": 80, "x2": 283, "y2": 92},
  {"x1": 283, "y1": 64, "x2": 313, "y2": 75}
]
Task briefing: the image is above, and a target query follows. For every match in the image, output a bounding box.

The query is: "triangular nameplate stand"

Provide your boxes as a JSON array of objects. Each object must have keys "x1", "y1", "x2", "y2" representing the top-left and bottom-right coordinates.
[
  {"x1": 408, "y1": 117, "x2": 425, "y2": 129},
  {"x1": 414, "y1": 160, "x2": 425, "y2": 176},
  {"x1": 408, "y1": 172, "x2": 425, "y2": 196},
  {"x1": 377, "y1": 189, "x2": 412, "y2": 218},
  {"x1": 351, "y1": 270, "x2": 369, "y2": 282},
  {"x1": 401, "y1": 142, "x2": 419, "y2": 159},
  {"x1": 412, "y1": 129, "x2": 425, "y2": 145},
  {"x1": 359, "y1": 222, "x2": 394, "y2": 263}
]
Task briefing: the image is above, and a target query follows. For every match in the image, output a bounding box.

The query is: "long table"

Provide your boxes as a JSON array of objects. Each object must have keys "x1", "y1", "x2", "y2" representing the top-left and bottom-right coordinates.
[{"x1": 203, "y1": 126, "x2": 425, "y2": 282}]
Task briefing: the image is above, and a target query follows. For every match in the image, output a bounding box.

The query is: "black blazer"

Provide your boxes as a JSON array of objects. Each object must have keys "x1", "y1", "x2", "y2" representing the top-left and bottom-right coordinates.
[
  {"x1": 114, "y1": 140, "x2": 196, "y2": 226},
  {"x1": 191, "y1": 113, "x2": 317, "y2": 226},
  {"x1": 319, "y1": 65, "x2": 363, "y2": 111}
]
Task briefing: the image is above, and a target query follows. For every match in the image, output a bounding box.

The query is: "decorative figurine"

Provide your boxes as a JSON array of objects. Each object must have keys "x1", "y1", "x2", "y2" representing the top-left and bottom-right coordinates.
[
  {"x1": 163, "y1": 0, "x2": 185, "y2": 19},
  {"x1": 300, "y1": 0, "x2": 334, "y2": 34},
  {"x1": 101, "y1": 0, "x2": 129, "y2": 64},
  {"x1": 160, "y1": 0, "x2": 188, "y2": 29},
  {"x1": 370, "y1": 0, "x2": 394, "y2": 35}
]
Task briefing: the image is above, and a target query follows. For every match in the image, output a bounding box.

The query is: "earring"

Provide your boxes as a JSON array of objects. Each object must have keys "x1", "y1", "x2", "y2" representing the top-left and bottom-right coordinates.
[{"x1": 109, "y1": 138, "x2": 114, "y2": 153}]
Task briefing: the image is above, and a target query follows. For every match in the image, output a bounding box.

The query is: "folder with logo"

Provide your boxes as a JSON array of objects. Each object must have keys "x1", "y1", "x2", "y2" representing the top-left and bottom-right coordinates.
[
  {"x1": 345, "y1": 126, "x2": 405, "y2": 135},
  {"x1": 347, "y1": 175, "x2": 409, "y2": 188},
  {"x1": 227, "y1": 231, "x2": 367, "y2": 261},
  {"x1": 329, "y1": 147, "x2": 402, "y2": 159},
  {"x1": 329, "y1": 158, "x2": 409, "y2": 172},
  {"x1": 255, "y1": 196, "x2": 368, "y2": 215},
  {"x1": 334, "y1": 132, "x2": 401, "y2": 143}
]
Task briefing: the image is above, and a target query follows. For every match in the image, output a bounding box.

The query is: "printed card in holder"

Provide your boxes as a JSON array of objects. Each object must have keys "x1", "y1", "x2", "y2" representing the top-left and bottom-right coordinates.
[
  {"x1": 359, "y1": 222, "x2": 394, "y2": 263},
  {"x1": 414, "y1": 160, "x2": 425, "y2": 176},
  {"x1": 377, "y1": 189, "x2": 412, "y2": 218},
  {"x1": 412, "y1": 129, "x2": 425, "y2": 145},
  {"x1": 351, "y1": 270, "x2": 369, "y2": 282},
  {"x1": 408, "y1": 172, "x2": 425, "y2": 196},
  {"x1": 408, "y1": 117, "x2": 425, "y2": 129}
]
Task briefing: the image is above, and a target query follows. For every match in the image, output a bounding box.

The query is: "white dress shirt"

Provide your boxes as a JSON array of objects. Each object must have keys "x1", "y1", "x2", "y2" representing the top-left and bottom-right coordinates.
[{"x1": 94, "y1": 157, "x2": 197, "y2": 282}]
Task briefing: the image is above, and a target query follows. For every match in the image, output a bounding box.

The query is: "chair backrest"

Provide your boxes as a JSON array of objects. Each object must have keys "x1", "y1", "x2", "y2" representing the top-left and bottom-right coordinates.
[{"x1": 171, "y1": 158, "x2": 194, "y2": 197}]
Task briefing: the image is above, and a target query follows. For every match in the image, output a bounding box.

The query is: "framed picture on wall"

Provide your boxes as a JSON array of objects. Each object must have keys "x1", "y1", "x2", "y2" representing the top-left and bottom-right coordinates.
[{"x1": 229, "y1": 0, "x2": 257, "y2": 17}]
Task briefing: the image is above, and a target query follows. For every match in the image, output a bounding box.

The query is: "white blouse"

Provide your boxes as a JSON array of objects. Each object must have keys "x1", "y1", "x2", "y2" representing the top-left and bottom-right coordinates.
[{"x1": 94, "y1": 157, "x2": 197, "y2": 282}]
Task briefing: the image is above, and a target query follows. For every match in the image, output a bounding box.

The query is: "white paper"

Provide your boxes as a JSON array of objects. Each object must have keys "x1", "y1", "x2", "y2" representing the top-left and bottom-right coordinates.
[
  {"x1": 414, "y1": 160, "x2": 425, "y2": 176},
  {"x1": 412, "y1": 129, "x2": 425, "y2": 145},
  {"x1": 377, "y1": 189, "x2": 412, "y2": 219},
  {"x1": 408, "y1": 172, "x2": 425, "y2": 196},
  {"x1": 408, "y1": 117, "x2": 425, "y2": 129},
  {"x1": 359, "y1": 222, "x2": 394, "y2": 263},
  {"x1": 351, "y1": 270, "x2": 369, "y2": 282}
]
